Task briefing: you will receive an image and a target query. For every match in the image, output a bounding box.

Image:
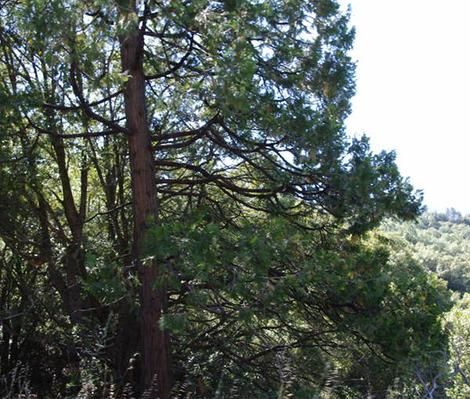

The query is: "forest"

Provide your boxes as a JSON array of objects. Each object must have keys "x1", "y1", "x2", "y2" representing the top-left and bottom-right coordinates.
[{"x1": 0, "y1": 0, "x2": 468, "y2": 398}]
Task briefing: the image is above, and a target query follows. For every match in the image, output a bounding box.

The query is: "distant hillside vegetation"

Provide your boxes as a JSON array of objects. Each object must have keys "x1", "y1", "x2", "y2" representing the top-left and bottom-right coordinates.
[{"x1": 382, "y1": 209, "x2": 470, "y2": 294}]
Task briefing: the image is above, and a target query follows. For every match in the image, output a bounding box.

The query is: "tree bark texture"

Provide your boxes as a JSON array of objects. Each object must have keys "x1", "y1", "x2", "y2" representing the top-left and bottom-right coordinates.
[{"x1": 120, "y1": 21, "x2": 171, "y2": 399}]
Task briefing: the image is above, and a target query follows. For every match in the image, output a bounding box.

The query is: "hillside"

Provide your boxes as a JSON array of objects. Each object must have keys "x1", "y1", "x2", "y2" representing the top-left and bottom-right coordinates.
[{"x1": 382, "y1": 209, "x2": 470, "y2": 294}]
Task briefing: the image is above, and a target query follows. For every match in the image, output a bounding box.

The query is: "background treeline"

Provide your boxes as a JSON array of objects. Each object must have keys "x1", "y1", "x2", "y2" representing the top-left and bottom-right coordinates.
[
  {"x1": 383, "y1": 209, "x2": 470, "y2": 293},
  {"x1": 382, "y1": 209, "x2": 470, "y2": 398}
]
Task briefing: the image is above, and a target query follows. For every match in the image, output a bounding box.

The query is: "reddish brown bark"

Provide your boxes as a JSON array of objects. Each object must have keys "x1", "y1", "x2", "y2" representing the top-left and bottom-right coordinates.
[{"x1": 120, "y1": 17, "x2": 171, "y2": 399}]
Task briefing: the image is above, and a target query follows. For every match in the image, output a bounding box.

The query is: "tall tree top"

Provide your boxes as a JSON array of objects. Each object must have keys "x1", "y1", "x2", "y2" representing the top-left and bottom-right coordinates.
[{"x1": 1, "y1": 0, "x2": 421, "y2": 232}]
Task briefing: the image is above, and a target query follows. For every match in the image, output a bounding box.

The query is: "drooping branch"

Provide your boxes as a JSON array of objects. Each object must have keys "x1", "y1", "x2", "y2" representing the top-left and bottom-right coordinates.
[
  {"x1": 153, "y1": 113, "x2": 221, "y2": 144},
  {"x1": 70, "y1": 62, "x2": 129, "y2": 135},
  {"x1": 145, "y1": 33, "x2": 195, "y2": 80},
  {"x1": 28, "y1": 118, "x2": 120, "y2": 139},
  {"x1": 43, "y1": 89, "x2": 123, "y2": 112},
  {"x1": 155, "y1": 159, "x2": 285, "y2": 198}
]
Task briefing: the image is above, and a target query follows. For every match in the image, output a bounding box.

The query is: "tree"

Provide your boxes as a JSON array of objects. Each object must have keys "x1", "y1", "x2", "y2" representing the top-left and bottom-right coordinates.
[{"x1": 0, "y1": 0, "x2": 425, "y2": 397}]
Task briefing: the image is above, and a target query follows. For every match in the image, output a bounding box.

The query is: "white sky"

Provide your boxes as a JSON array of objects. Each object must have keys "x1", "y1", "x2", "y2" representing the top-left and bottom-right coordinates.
[{"x1": 339, "y1": 0, "x2": 470, "y2": 214}]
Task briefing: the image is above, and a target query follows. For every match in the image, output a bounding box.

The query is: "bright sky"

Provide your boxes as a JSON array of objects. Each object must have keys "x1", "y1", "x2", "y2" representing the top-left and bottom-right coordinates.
[{"x1": 339, "y1": 0, "x2": 470, "y2": 214}]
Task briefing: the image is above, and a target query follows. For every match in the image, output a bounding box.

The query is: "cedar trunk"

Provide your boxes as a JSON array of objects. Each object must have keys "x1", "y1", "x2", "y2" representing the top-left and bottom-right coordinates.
[{"x1": 120, "y1": 23, "x2": 171, "y2": 398}]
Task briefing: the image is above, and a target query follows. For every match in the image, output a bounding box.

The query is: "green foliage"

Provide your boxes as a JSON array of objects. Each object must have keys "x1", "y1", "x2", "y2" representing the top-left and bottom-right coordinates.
[
  {"x1": 139, "y1": 211, "x2": 451, "y2": 397},
  {"x1": 380, "y1": 211, "x2": 470, "y2": 397},
  {"x1": 0, "y1": 0, "x2": 449, "y2": 397},
  {"x1": 383, "y1": 210, "x2": 470, "y2": 293},
  {"x1": 445, "y1": 293, "x2": 470, "y2": 398}
]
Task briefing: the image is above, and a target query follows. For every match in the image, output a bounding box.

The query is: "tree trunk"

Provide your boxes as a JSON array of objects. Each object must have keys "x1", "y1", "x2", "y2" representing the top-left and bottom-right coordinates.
[
  {"x1": 49, "y1": 120, "x2": 88, "y2": 324},
  {"x1": 120, "y1": 19, "x2": 171, "y2": 399},
  {"x1": 0, "y1": 271, "x2": 11, "y2": 374}
]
